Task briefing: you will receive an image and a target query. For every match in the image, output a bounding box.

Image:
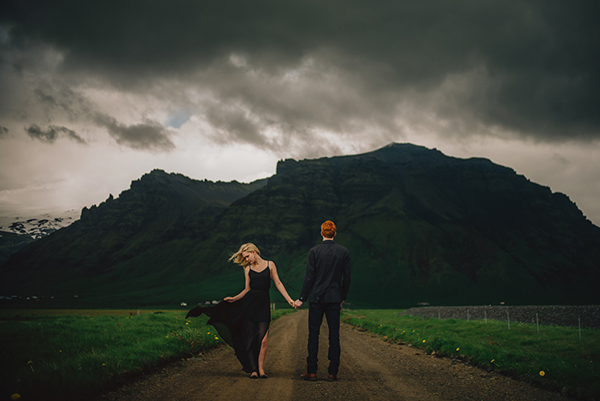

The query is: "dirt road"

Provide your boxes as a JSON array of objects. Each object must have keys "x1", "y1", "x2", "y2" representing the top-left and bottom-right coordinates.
[{"x1": 102, "y1": 310, "x2": 572, "y2": 401}]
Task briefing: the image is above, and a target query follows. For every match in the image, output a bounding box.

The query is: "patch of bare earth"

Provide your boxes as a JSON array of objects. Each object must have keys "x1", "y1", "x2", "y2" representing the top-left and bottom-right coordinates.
[{"x1": 100, "y1": 310, "x2": 572, "y2": 401}]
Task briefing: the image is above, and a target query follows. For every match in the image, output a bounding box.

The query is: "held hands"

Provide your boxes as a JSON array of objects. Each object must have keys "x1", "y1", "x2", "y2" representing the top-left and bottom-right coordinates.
[{"x1": 293, "y1": 299, "x2": 303, "y2": 309}]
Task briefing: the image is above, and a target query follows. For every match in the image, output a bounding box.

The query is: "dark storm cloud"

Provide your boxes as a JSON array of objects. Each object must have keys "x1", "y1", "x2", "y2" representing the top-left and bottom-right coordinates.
[
  {"x1": 26, "y1": 124, "x2": 86, "y2": 144},
  {"x1": 204, "y1": 103, "x2": 265, "y2": 147},
  {"x1": 93, "y1": 113, "x2": 175, "y2": 152},
  {"x1": 34, "y1": 88, "x2": 57, "y2": 105},
  {"x1": 33, "y1": 87, "x2": 84, "y2": 122},
  {"x1": 2, "y1": 0, "x2": 600, "y2": 142},
  {"x1": 28, "y1": 85, "x2": 174, "y2": 152}
]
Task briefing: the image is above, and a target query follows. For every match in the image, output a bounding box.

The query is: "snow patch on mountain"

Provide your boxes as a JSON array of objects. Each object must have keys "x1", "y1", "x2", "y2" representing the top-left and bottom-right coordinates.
[{"x1": 0, "y1": 209, "x2": 80, "y2": 239}]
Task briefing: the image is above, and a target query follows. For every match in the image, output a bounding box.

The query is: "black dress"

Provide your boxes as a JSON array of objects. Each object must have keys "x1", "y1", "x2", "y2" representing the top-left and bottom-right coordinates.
[{"x1": 186, "y1": 265, "x2": 271, "y2": 373}]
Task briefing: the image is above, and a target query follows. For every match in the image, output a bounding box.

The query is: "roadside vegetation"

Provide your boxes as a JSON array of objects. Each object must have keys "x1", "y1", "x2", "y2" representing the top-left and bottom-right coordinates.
[
  {"x1": 343, "y1": 309, "x2": 599, "y2": 400},
  {"x1": 0, "y1": 307, "x2": 295, "y2": 401}
]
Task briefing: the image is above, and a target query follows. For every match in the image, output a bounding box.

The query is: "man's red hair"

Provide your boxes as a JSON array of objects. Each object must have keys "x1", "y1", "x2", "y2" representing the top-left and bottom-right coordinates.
[{"x1": 321, "y1": 220, "x2": 337, "y2": 238}]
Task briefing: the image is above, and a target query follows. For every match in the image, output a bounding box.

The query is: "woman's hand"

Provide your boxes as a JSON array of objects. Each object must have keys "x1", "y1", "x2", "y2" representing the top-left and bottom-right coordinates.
[
  {"x1": 288, "y1": 299, "x2": 295, "y2": 308},
  {"x1": 224, "y1": 297, "x2": 234, "y2": 303}
]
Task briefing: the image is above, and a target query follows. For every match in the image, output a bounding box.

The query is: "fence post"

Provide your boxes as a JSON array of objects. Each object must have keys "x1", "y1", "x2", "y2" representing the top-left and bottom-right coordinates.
[
  {"x1": 484, "y1": 311, "x2": 487, "y2": 324},
  {"x1": 507, "y1": 311, "x2": 510, "y2": 331},
  {"x1": 579, "y1": 317, "x2": 582, "y2": 342},
  {"x1": 536, "y1": 313, "x2": 539, "y2": 334}
]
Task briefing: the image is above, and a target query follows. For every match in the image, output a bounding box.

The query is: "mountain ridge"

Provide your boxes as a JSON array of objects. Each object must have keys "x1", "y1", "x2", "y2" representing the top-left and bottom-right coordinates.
[{"x1": 1, "y1": 144, "x2": 599, "y2": 308}]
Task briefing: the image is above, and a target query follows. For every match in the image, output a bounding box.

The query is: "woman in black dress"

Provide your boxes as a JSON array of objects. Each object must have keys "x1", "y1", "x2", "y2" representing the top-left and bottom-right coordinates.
[{"x1": 187, "y1": 243, "x2": 294, "y2": 378}]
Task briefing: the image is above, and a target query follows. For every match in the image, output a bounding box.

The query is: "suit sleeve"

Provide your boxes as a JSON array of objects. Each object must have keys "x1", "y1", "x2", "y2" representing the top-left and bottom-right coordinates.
[
  {"x1": 299, "y1": 248, "x2": 316, "y2": 302},
  {"x1": 341, "y1": 250, "x2": 351, "y2": 301}
]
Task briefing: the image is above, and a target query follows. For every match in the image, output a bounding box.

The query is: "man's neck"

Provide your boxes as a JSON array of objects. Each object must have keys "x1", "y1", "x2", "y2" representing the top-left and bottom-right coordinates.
[{"x1": 322, "y1": 236, "x2": 335, "y2": 241}]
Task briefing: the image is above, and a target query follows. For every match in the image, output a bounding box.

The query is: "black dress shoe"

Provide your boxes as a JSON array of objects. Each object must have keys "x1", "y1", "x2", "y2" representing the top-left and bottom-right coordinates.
[{"x1": 300, "y1": 372, "x2": 317, "y2": 381}]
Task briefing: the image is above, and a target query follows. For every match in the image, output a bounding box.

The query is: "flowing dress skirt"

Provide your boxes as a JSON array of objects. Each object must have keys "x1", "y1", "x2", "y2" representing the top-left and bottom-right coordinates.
[{"x1": 187, "y1": 268, "x2": 271, "y2": 373}]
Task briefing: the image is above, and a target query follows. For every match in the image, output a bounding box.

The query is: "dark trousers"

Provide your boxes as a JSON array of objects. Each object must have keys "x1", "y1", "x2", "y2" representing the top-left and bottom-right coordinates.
[{"x1": 307, "y1": 302, "x2": 341, "y2": 375}]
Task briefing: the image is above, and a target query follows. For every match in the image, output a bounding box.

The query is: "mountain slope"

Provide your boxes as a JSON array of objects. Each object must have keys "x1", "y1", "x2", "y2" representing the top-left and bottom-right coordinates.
[
  {"x1": 0, "y1": 170, "x2": 266, "y2": 296},
  {"x1": 2, "y1": 144, "x2": 599, "y2": 308},
  {"x1": 0, "y1": 231, "x2": 35, "y2": 268},
  {"x1": 191, "y1": 143, "x2": 600, "y2": 306},
  {"x1": 0, "y1": 209, "x2": 80, "y2": 265}
]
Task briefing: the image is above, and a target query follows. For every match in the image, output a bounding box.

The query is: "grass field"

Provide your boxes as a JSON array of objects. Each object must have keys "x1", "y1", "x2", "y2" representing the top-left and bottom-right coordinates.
[
  {"x1": 343, "y1": 309, "x2": 599, "y2": 400},
  {"x1": 4, "y1": 307, "x2": 597, "y2": 400},
  {"x1": 0, "y1": 306, "x2": 295, "y2": 401}
]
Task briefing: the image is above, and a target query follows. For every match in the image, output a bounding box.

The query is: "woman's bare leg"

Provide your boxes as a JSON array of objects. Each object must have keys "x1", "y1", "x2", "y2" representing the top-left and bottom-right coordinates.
[{"x1": 258, "y1": 331, "x2": 268, "y2": 376}]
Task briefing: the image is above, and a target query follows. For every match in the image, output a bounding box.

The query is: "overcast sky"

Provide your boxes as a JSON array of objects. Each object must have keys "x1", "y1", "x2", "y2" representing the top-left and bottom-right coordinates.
[{"x1": 1, "y1": 0, "x2": 599, "y2": 224}]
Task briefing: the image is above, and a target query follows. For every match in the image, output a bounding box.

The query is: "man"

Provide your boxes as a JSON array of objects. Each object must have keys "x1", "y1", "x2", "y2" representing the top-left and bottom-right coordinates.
[{"x1": 294, "y1": 220, "x2": 351, "y2": 381}]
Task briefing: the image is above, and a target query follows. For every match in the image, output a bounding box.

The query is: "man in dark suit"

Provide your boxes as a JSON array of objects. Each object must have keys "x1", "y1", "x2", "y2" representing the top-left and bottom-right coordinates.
[{"x1": 294, "y1": 220, "x2": 351, "y2": 381}]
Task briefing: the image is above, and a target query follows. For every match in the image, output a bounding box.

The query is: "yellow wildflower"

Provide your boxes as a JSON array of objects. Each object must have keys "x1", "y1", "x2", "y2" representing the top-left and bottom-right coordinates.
[
  {"x1": 456, "y1": 348, "x2": 460, "y2": 351},
  {"x1": 11, "y1": 394, "x2": 20, "y2": 400},
  {"x1": 539, "y1": 371, "x2": 545, "y2": 377}
]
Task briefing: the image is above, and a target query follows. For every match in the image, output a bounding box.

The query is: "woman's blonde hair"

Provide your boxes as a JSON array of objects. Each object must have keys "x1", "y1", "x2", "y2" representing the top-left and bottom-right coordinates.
[{"x1": 228, "y1": 243, "x2": 261, "y2": 267}]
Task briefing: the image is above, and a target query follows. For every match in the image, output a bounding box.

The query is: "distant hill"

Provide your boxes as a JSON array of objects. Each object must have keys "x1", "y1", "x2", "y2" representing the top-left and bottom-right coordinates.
[
  {"x1": 0, "y1": 209, "x2": 80, "y2": 239},
  {"x1": 0, "y1": 209, "x2": 80, "y2": 265},
  {"x1": 0, "y1": 231, "x2": 35, "y2": 268},
  {"x1": 2, "y1": 144, "x2": 599, "y2": 308}
]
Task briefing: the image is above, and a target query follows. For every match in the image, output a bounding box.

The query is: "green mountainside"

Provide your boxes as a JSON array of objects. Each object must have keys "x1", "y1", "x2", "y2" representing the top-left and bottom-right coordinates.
[
  {"x1": 2, "y1": 144, "x2": 599, "y2": 308},
  {"x1": 0, "y1": 170, "x2": 266, "y2": 305}
]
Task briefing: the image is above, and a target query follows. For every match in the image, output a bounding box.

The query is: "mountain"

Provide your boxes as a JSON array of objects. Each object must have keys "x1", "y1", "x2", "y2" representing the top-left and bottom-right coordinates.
[
  {"x1": 0, "y1": 209, "x2": 79, "y2": 239},
  {"x1": 2, "y1": 144, "x2": 599, "y2": 308},
  {"x1": 0, "y1": 170, "x2": 267, "y2": 303},
  {"x1": 0, "y1": 232, "x2": 35, "y2": 269},
  {"x1": 0, "y1": 209, "x2": 80, "y2": 266}
]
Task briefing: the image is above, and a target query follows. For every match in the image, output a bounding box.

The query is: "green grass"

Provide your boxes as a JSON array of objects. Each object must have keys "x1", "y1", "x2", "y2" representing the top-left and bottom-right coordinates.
[
  {"x1": 0, "y1": 308, "x2": 296, "y2": 401},
  {"x1": 343, "y1": 309, "x2": 599, "y2": 400}
]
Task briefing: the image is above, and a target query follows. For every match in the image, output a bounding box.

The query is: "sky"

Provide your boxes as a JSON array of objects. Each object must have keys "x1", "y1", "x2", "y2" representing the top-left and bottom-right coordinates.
[{"x1": 1, "y1": 1, "x2": 599, "y2": 224}]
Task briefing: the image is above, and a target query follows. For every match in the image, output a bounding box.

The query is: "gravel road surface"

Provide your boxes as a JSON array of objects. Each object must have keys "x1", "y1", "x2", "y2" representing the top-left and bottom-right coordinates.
[{"x1": 101, "y1": 310, "x2": 573, "y2": 401}]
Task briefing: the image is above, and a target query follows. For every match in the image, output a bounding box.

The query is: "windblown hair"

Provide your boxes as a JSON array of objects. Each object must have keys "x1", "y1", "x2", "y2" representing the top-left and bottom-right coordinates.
[
  {"x1": 321, "y1": 220, "x2": 337, "y2": 238},
  {"x1": 228, "y1": 243, "x2": 261, "y2": 267}
]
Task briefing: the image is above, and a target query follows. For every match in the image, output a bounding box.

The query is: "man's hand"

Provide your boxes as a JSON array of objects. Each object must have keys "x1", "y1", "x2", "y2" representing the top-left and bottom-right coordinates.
[{"x1": 294, "y1": 299, "x2": 304, "y2": 309}]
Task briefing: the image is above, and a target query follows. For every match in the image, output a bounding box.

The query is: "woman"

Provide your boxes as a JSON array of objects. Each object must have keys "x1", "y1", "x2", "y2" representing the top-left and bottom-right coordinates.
[{"x1": 186, "y1": 243, "x2": 294, "y2": 378}]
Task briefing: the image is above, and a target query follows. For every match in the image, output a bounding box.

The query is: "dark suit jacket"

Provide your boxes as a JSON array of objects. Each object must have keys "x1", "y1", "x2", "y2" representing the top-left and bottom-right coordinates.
[{"x1": 299, "y1": 239, "x2": 351, "y2": 303}]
